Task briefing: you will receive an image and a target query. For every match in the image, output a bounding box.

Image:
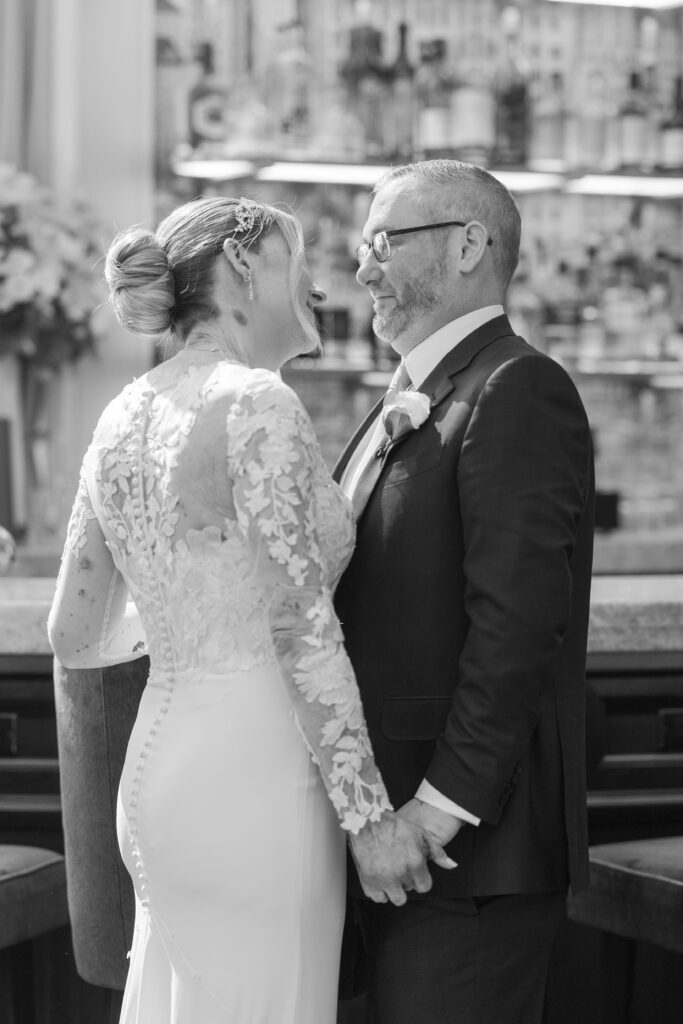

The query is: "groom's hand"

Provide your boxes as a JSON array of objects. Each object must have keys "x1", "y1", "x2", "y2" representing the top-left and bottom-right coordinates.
[
  {"x1": 349, "y1": 813, "x2": 456, "y2": 907},
  {"x1": 397, "y1": 797, "x2": 464, "y2": 847}
]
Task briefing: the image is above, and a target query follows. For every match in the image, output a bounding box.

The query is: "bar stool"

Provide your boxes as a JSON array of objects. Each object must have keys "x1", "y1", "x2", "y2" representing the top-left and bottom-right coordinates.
[
  {"x1": 0, "y1": 844, "x2": 69, "y2": 1024},
  {"x1": 568, "y1": 836, "x2": 683, "y2": 1024}
]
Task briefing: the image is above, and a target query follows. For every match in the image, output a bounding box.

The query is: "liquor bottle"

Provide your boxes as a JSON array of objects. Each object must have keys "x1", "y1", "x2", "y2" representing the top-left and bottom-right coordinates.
[
  {"x1": 313, "y1": 84, "x2": 367, "y2": 162},
  {"x1": 638, "y1": 15, "x2": 660, "y2": 171},
  {"x1": 659, "y1": 76, "x2": 683, "y2": 170},
  {"x1": 268, "y1": 20, "x2": 313, "y2": 152},
  {"x1": 415, "y1": 39, "x2": 453, "y2": 160},
  {"x1": 155, "y1": 38, "x2": 186, "y2": 183},
  {"x1": 388, "y1": 22, "x2": 415, "y2": 162},
  {"x1": 340, "y1": 1, "x2": 390, "y2": 159},
  {"x1": 617, "y1": 72, "x2": 648, "y2": 170},
  {"x1": 494, "y1": 6, "x2": 530, "y2": 167},
  {"x1": 529, "y1": 71, "x2": 566, "y2": 171},
  {"x1": 187, "y1": 42, "x2": 229, "y2": 152},
  {"x1": 450, "y1": 33, "x2": 496, "y2": 166}
]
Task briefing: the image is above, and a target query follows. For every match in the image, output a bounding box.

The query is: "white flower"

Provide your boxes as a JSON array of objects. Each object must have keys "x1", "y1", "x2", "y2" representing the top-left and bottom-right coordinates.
[{"x1": 381, "y1": 389, "x2": 431, "y2": 442}]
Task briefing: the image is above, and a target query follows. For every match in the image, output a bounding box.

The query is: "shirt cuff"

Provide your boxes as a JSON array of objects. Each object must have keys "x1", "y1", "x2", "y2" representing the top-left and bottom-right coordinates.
[{"x1": 416, "y1": 780, "x2": 481, "y2": 827}]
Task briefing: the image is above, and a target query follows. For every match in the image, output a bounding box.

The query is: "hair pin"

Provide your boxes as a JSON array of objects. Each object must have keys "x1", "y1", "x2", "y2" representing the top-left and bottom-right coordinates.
[{"x1": 233, "y1": 197, "x2": 261, "y2": 235}]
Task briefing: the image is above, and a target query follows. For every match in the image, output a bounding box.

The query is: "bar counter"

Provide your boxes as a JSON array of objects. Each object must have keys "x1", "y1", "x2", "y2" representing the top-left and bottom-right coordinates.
[{"x1": 1, "y1": 574, "x2": 681, "y2": 657}]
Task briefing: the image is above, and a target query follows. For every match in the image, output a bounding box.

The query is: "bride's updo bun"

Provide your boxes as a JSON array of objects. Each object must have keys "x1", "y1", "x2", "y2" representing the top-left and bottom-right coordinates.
[
  {"x1": 105, "y1": 229, "x2": 176, "y2": 337},
  {"x1": 104, "y1": 196, "x2": 310, "y2": 344}
]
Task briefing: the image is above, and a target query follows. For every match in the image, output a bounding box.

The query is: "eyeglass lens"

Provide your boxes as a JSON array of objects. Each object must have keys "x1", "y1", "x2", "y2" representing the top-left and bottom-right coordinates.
[{"x1": 356, "y1": 232, "x2": 390, "y2": 266}]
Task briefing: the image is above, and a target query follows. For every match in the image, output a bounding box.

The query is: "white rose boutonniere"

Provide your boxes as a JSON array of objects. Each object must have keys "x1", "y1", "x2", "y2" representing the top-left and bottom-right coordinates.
[{"x1": 381, "y1": 390, "x2": 431, "y2": 444}]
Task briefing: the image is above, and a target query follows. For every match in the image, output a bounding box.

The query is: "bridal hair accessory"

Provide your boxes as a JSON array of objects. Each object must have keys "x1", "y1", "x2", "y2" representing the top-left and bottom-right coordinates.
[
  {"x1": 381, "y1": 390, "x2": 431, "y2": 443},
  {"x1": 233, "y1": 198, "x2": 261, "y2": 235}
]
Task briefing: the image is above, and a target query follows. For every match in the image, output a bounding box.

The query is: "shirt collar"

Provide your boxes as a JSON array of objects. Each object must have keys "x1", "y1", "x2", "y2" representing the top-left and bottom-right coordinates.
[{"x1": 404, "y1": 305, "x2": 505, "y2": 389}]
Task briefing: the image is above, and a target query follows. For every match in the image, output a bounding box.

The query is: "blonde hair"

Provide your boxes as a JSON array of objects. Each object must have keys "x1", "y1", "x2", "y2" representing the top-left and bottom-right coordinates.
[{"x1": 104, "y1": 196, "x2": 315, "y2": 346}]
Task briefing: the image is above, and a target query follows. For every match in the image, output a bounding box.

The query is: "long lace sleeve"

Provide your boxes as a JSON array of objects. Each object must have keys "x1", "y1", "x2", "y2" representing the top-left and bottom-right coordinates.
[
  {"x1": 48, "y1": 467, "x2": 148, "y2": 668},
  {"x1": 227, "y1": 374, "x2": 392, "y2": 834}
]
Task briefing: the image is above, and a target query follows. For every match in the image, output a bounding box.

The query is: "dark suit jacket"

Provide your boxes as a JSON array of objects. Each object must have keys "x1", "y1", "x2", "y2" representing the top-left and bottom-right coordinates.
[{"x1": 334, "y1": 315, "x2": 594, "y2": 899}]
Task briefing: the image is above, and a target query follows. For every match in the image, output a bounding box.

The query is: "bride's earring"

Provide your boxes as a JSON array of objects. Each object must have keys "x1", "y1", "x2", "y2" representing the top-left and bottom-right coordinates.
[{"x1": 246, "y1": 271, "x2": 254, "y2": 302}]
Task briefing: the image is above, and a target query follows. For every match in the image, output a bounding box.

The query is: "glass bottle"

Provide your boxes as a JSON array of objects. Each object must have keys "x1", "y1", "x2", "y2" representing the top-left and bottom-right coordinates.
[
  {"x1": 388, "y1": 22, "x2": 415, "y2": 162},
  {"x1": 529, "y1": 71, "x2": 566, "y2": 171},
  {"x1": 450, "y1": 33, "x2": 496, "y2": 166},
  {"x1": 494, "y1": 5, "x2": 530, "y2": 167},
  {"x1": 268, "y1": 20, "x2": 313, "y2": 153},
  {"x1": 659, "y1": 76, "x2": 683, "y2": 170},
  {"x1": 340, "y1": 1, "x2": 390, "y2": 160},
  {"x1": 617, "y1": 72, "x2": 648, "y2": 170},
  {"x1": 415, "y1": 39, "x2": 454, "y2": 160},
  {"x1": 187, "y1": 42, "x2": 229, "y2": 152}
]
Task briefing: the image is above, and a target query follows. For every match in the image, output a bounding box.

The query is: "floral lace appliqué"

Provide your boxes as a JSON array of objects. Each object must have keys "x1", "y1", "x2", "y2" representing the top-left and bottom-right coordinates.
[{"x1": 227, "y1": 373, "x2": 391, "y2": 833}]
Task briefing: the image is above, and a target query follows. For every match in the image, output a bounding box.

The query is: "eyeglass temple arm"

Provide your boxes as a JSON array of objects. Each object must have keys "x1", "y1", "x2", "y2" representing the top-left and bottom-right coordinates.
[{"x1": 387, "y1": 222, "x2": 493, "y2": 246}]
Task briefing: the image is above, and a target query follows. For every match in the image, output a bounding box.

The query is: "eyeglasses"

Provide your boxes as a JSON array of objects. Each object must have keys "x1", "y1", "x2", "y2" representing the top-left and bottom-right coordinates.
[{"x1": 355, "y1": 220, "x2": 493, "y2": 266}]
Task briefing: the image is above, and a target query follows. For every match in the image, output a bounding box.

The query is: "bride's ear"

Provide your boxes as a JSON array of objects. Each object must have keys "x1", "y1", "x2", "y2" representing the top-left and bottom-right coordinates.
[{"x1": 222, "y1": 239, "x2": 252, "y2": 285}]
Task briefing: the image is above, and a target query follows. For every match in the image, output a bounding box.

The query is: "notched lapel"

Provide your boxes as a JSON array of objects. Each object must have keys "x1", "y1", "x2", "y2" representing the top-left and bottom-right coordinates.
[
  {"x1": 422, "y1": 314, "x2": 517, "y2": 408},
  {"x1": 332, "y1": 396, "x2": 383, "y2": 484}
]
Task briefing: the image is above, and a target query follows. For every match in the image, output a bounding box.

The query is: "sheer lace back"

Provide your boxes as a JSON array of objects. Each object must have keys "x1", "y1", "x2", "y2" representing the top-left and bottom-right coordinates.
[{"x1": 64, "y1": 353, "x2": 390, "y2": 832}]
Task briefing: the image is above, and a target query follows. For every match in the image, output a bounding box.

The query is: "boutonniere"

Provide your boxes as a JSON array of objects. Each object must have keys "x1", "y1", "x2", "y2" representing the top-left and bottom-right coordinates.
[{"x1": 380, "y1": 390, "x2": 431, "y2": 445}]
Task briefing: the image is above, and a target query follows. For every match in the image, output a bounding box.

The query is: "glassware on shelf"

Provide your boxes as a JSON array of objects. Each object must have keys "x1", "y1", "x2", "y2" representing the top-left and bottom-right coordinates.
[
  {"x1": 638, "y1": 15, "x2": 661, "y2": 172},
  {"x1": 187, "y1": 42, "x2": 229, "y2": 152},
  {"x1": 616, "y1": 71, "x2": 648, "y2": 170},
  {"x1": 340, "y1": 0, "x2": 390, "y2": 160},
  {"x1": 387, "y1": 21, "x2": 415, "y2": 162},
  {"x1": 450, "y1": 33, "x2": 496, "y2": 167},
  {"x1": 493, "y1": 5, "x2": 530, "y2": 167},
  {"x1": 659, "y1": 76, "x2": 683, "y2": 170},
  {"x1": 312, "y1": 85, "x2": 367, "y2": 163},
  {"x1": 267, "y1": 20, "x2": 314, "y2": 154},
  {"x1": 529, "y1": 71, "x2": 566, "y2": 171},
  {"x1": 415, "y1": 38, "x2": 454, "y2": 160}
]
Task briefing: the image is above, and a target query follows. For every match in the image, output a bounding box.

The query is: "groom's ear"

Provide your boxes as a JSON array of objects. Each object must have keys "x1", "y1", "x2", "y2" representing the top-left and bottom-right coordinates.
[{"x1": 222, "y1": 239, "x2": 252, "y2": 284}]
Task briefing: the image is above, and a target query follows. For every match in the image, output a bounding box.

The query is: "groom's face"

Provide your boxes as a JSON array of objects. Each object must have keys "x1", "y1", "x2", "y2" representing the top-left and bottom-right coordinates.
[{"x1": 356, "y1": 181, "x2": 452, "y2": 355}]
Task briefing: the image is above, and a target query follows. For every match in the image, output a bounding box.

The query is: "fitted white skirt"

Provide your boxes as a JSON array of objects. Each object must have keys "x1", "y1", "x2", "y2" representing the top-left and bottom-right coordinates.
[{"x1": 116, "y1": 663, "x2": 346, "y2": 1024}]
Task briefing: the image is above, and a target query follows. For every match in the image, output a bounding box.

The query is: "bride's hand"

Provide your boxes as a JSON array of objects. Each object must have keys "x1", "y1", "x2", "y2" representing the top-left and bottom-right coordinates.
[{"x1": 348, "y1": 812, "x2": 456, "y2": 906}]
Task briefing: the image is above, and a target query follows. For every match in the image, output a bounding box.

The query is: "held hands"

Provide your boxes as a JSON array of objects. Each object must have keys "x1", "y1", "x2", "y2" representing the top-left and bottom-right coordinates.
[
  {"x1": 348, "y1": 810, "x2": 457, "y2": 907},
  {"x1": 396, "y1": 797, "x2": 464, "y2": 847}
]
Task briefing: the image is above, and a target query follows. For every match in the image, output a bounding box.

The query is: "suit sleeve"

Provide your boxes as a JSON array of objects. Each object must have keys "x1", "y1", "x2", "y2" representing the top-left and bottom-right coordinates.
[{"x1": 425, "y1": 353, "x2": 593, "y2": 825}]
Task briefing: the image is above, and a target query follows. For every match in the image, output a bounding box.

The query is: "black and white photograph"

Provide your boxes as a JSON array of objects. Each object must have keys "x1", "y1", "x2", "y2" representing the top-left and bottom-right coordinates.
[{"x1": 1, "y1": 1, "x2": 683, "y2": 1022}]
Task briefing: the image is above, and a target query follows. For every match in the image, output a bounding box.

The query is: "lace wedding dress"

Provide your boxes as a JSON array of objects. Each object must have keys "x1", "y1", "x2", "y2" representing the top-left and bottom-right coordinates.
[{"x1": 53, "y1": 348, "x2": 391, "y2": 1024}]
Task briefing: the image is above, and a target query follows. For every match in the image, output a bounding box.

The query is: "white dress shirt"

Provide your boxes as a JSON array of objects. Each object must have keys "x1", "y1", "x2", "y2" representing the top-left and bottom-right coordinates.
[{"x1": 342, "y1": 305, "x2": 505, "y2": 827}]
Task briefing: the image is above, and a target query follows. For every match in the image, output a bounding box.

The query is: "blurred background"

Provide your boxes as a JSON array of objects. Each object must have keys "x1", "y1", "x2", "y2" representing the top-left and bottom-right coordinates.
[{"x1": 2, "y1": 0, "x2": 683, "y2": 572}]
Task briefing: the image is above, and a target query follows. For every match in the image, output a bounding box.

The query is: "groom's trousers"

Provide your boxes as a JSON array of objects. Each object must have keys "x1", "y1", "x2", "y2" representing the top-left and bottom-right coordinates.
[{"x1": 353, "y1": 890, "x2": 565, "y2": 1024}]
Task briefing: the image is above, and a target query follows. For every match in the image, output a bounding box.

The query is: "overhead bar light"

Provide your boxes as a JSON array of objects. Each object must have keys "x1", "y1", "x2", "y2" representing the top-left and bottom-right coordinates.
[
  {"x1": 546, "y1": 0, "x2": 682, "y2": 9},
  {"x1": 567, "y1": 174, "x2": 683, "y2": 197},
  {"x1": 256, "y1": 162, "x2": 390, "y2": 186},
  {"x1": 172, "y1": 159, "x2": 256, "y2": 181},
  {"x1": 255, "y1": 162, "x2": 563, "y2": 192}
]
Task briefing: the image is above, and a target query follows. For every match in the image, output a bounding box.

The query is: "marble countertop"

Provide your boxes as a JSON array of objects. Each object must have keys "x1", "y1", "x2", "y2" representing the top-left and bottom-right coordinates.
[{"x1": 0, "y1": 574, "x2": 682, "y2": 658}]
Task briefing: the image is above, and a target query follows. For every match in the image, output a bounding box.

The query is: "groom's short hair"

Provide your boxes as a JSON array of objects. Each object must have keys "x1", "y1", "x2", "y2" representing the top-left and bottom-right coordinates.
[{"x1": 373, "y1": 160, "x2": 522, "y2": 292}]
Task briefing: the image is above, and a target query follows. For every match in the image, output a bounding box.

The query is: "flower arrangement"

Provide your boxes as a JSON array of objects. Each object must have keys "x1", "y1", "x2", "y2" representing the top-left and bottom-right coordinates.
[{"x1": 0, "y1": 164, "x2": 105, "y2": 366}]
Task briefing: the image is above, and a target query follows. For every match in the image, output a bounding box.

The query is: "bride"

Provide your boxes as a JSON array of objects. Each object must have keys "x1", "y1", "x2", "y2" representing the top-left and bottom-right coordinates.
[{"x1": 48, "y1": 196, "x2": 452, "y2": 1024}]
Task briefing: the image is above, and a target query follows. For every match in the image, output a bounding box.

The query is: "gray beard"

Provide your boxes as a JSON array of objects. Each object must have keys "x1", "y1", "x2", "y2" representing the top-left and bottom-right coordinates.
[{"x1": 372, "y1": 274, "x2": 444, "y2": 344}]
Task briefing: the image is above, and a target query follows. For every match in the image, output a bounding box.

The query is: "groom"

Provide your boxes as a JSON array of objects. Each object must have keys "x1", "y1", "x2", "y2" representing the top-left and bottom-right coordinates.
[{"x1": 334, "y1": 160, "x2": 595, "y2": 1024}]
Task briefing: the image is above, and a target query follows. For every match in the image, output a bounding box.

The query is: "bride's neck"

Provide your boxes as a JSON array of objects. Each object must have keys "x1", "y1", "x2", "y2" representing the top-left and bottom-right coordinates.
[{"x1": 184, "y1": 325, "x2": 249, "y2": 365}]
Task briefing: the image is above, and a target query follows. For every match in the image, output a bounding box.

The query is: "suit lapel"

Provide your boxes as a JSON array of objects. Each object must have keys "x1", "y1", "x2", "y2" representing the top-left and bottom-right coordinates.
[
  {"x1": 420, "y1": 314, "x2": 517, "y2": 406},
  {"x1": 332, "y1": 395, "x2": 383, "y2": 484},
  {"x1": 336, "y1": 315, "x2": 518, "y2": 520}
]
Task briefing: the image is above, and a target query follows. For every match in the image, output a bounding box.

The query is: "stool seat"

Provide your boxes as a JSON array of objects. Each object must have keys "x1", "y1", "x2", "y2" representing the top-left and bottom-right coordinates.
[
  {"x1": 0, "y1": 845, "x2": 68, "y2": 949},
  {"x1": 568, "y1": 836, "x2": 683, "y2": 955}
]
